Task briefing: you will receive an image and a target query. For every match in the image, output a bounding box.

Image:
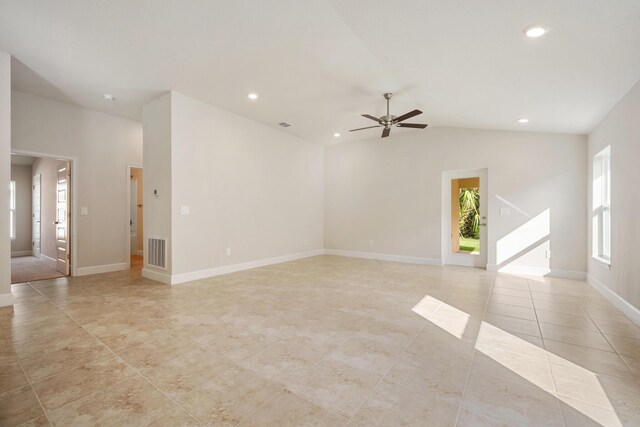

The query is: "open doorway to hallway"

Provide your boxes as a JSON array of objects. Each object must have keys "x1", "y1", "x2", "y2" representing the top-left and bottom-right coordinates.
[
  {"x1": 443, "y1": 168, "x2": 488, "y2": 268},
  {"x1": 128, "y1": 166, "x2": 143, "y2": 270},
  {"x1": 10, "y1": 153, "x2": 72, "y2": 283}
]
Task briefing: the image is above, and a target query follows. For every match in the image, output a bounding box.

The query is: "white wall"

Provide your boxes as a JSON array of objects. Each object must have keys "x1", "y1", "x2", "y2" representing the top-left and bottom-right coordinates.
[
  {"x1": 142, "y1": 93, "x2": 173, "y2": 277},
  {"x1": 0, "y1": 52, "x2": 11, "y2": 305},
  {"x1": 170, "y1": 92, "x2": 324, "y2": 276},
  {"x1": 11, "y1": 91, "x2": 143, "y2": 273},
  {"x1": 324, "y1": 128, "x2": 587, "y2": 276},
  {"x1": 587, "y1": 78, "x2": 640, "y2": 311},
  {"x1": 10, "y1": 164, "x2": 32, "y2": 255},
  {"x1": 142, "y1": 92, "x2": 324, "y2": 283}
]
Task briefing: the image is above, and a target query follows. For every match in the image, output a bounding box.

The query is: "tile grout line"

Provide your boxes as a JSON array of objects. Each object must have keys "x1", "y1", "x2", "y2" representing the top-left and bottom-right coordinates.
[
  {"x1": 139, "y1": 308, "x2": 317, "y2": 425},
  {"x1": 25, "y1": 280, "x2": 207, "y2": 426},
  {"x1": 344, "y1": 276, "x2": 468, "y2": 425},
  {"x1": 584, "y1": 306, "x2": 638, "y2": 372},
  {"x1": 527, "y1": 278, "x2": 567, "y2": 427},
  {"x1": 452, "y1": 274, "x2": 495, "y2": 426},
  {"x1": 530, "y1": 282, "x2": 640, "y2": 416},
  {"x1": 4, "y1": 282, "x2": 55, "y2": 426},
  {"x1": 6, "y1": 340, "x2": 53, "y2": 426},
  {"x1": 344, "y1": 319, "x2": 429, "y2": 426}
]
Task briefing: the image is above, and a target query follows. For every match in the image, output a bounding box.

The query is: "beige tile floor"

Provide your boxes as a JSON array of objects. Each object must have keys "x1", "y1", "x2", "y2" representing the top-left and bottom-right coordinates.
[{"x1": 1, "y1": 255, "x2": 639, "y2": 426}]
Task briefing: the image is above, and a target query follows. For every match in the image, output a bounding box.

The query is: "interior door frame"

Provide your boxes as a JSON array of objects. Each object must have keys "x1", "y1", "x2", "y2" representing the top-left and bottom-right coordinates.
[
  {"x1": 442, "y1": 168, "x2": 488, "y2": 268},
  {"x1": 11, "y1": 149, "x2": 78, "y2": 277},
  {"x1": 32, "y1": 174, "x2": 41, "y2": 258},
  {"x1": 126, "y1": 164, "x2": 143, "y2": 269},
  {"x1": 55, "y1": 162, "x2": 71, "y2": 275}
]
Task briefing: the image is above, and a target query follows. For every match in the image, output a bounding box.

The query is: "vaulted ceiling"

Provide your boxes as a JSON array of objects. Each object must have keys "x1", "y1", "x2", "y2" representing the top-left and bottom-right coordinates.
[{"x1": 1, "y1": 0, "x2": 639, "y2": 144}]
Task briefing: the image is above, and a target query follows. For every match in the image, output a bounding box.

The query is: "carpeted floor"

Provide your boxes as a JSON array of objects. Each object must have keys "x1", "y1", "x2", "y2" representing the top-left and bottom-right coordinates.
[{"x1": 11, "y1": 255, "x2": 66, "y2": 284}]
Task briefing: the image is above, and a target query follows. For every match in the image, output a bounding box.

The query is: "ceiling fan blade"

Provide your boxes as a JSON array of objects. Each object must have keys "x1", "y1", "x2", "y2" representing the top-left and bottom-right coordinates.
[
  {"x1": 349, "y1": 125, "x2": 383, "y2": 132},
  {"x1": 396, "y1": 123, "x2": 428, "y2": 129},
  {"x1": 362, "y1": 114, "x2": 382, "y2": 123},
  {"x1": 393, "y1": 109, "x2": 422, "y2": 123},
  {"x1": 381, "y1": 127, "x2": 391, "y2": 138}
]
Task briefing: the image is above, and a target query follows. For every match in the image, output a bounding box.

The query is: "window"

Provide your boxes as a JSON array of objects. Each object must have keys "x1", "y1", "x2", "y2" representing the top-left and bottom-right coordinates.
[
  {"x1": 9, "y1": 180, "x2": 16, "y2": 240},
  {"x1": 592, "y1": 146, "x2": 611, "y2": 262}
]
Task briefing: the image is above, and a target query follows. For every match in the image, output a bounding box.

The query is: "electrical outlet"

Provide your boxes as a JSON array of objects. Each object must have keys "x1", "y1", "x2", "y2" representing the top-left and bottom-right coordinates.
[
  {"x1": 545, "y1": 250, "x2": 551, "y2": 259},
  {"x1": 304, "y1": 239, "x2": 308, "y2": 245},
  {"x1": 226, "y1": 247, "x2": 231, "y2": 256},
  {"x1": 369, "y1": 239, "x2": 374, "y2": 246}
]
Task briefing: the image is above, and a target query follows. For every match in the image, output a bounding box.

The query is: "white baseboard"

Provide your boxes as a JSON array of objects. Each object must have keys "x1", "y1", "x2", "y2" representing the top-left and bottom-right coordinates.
[
  {"x1": 40, "y1": 254, "x2": 56, "y2": 268},
  {"x1": 76, "y1": 262, "x2": 128, "y2": 276},
  {"x1": 587, "y1": 274, "x2": 640, "y2": 327},
  {"x1": 0, "y1": 293, "x2": 14, "y2": 307},
  {"x1": 11, "y1": 250, "x2": 33, "y2": 257},
  {"x1": 142, "y1": 268, "x2": 172, "y2": 284},
  {"x1": 169, "y1": 249, "x2": 325, "y2": 285},
  {"x1": 486, "y1": 264, "x2": 586, "y2": 280},
  {"x1": 324, "y1": 249, "x2": 443, "y2": 266}
]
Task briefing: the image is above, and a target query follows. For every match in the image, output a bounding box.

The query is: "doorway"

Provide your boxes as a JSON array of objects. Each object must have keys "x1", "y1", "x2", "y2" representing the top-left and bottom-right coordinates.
[
  {"x1": 443, "y1": 168, "x2": 488, "y2": 268},
  {"x1": 10, "y1": 153, "x2": 74, "y2": 283},
  {"x1": 127, "y1": 165, "x2": 143, "y2": 270}
]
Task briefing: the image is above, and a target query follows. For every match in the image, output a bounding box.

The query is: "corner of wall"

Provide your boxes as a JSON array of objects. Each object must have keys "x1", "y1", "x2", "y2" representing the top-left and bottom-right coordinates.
[{"x1": 0, "y1": 52, "x2": 12, "y2": 302}]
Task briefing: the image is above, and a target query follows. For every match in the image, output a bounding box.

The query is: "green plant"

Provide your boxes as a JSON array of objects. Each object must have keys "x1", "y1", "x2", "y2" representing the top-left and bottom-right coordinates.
[{"x1": 459, "y1": 187, "x2": 480, "y2": 239}]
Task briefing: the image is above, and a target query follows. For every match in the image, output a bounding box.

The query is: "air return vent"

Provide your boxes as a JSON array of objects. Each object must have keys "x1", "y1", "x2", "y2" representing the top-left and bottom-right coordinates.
[{"x1": 147, "y1": 237, "x2": 167, "y2": 269}]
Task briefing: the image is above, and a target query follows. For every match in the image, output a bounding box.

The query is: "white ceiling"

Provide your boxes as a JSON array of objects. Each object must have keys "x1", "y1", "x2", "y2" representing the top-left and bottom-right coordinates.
[
  {"x1": 1, "y1": 0, "x2": 639, "y2": 144},
  {"x1": 11, "y1": 154, "x2": 36, "y2": 166}
]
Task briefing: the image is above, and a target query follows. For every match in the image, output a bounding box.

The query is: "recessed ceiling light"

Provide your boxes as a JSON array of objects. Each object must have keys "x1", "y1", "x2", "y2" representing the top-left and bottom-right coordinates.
[
  {"x1": 103, "y1": 93, "x2": 116, "y2": 101},
  {"x1": 524, "y1": 25, "x2": 547, "y2": 38},
  {"x1": 248, "y1": 93, "x2": 258, "y2": 100},
  {"x1": 333, "y1": 133, "x2": 341, "y2": 137},
  {"x1": 518, "y1": 118, "x2": 529, "y2": 124}
]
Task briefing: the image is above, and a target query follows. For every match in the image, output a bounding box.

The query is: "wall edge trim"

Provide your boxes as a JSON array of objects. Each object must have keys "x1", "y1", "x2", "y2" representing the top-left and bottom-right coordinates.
[
  {"x1": 11, "y1": 250, "x2": 33, "y2": 257},
  {"x1": 324, "y1": 249, "x2": 443, "y2": 266},
  {"x1": 0, "y1": 293, "x2": 14, "y2": 307},
  {"x1": 169, "y1": 249, "x2": 325, "y2": 285},
  {"x1": 587, "y1": 273, "x2": 640, "y2": 327},
  {"x1": 486, "y1": 263, "x2": 586, "y2": 280},
  {"x1": 76, "y1": 262, "x2": 128, "y2": 277}
]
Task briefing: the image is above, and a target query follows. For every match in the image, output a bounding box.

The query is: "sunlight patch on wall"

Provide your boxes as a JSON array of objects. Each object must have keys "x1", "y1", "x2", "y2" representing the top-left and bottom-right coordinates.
[{"x1": 496, "y1": 208, "x2": 550, "y2": 266}]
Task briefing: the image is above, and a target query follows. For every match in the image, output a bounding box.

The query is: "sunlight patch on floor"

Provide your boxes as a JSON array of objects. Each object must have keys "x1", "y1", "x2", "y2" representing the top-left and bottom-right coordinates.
[{"x1": 412, "y1": 295, "x2": 623, "y2": 426}]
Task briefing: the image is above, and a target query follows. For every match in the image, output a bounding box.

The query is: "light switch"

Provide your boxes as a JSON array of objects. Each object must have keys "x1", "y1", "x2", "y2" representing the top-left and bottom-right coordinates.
[
  {"x1": 180, "y1": 205, "x2": 190, "y2": 215},
  {"x1": 499, "y1": 207, "x2": 511, "y2": 216},
  {"x1": 81, "y1": 207, "x2": 89, "y2": 216}
]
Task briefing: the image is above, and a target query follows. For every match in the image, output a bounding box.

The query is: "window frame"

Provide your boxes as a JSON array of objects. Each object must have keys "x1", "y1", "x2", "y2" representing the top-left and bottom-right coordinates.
[{"x1": 592, "y1": 147, "x2": 611, "y2": 264}]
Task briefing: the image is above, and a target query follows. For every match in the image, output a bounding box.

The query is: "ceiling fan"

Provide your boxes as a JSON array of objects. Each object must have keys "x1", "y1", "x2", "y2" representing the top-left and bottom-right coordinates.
[{"x1": 349, "y1": 93, "x2": 428, "y2": 138}]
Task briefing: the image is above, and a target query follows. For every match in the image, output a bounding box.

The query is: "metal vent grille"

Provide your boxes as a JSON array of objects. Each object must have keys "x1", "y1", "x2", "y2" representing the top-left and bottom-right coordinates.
[
  {"x1": 278, "y1": 122, "x2": 291, "y2": 128},
  {"x1": 147, "y1": 237, "x2": 166, "y2": 269}
]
